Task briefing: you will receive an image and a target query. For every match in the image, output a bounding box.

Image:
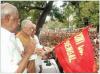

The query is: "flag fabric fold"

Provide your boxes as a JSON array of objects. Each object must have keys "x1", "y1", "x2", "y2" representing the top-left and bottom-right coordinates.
[{"x1": 54, "y1": 27, "x2": 95, "y2": 73}]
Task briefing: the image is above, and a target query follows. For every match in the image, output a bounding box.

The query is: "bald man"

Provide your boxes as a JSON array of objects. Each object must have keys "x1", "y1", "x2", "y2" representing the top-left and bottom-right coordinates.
[{"x1": 1, "y1": 3, "x2": 35, "y2": 73}]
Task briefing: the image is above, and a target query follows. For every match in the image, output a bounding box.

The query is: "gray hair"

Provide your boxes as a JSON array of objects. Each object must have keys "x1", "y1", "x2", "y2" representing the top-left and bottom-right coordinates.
[
  {"x1": 21, "y1": 19, "x2": 36, "y2": 29},
  {"x1": 21, "y1": 19, "x2": 31, "y2": 29},
  {"x1": 1, "y1": 3, "x2": 18, "y2": 19}
]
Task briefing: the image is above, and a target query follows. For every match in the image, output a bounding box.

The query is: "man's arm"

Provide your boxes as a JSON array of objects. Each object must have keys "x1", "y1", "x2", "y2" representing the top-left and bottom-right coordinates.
[
  {"x1": 16, "y1": 54, "x2": 30, "y2": 73},
  {"x1": 16, "y1": 42, "x2": 35, "y2": 73}
]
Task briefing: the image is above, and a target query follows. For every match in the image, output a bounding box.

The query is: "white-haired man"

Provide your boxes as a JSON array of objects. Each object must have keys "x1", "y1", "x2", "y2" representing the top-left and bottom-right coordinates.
[
  {"x1": 16, "y1": 19, "x2": 45, "y2": 73},
  {"x1": 1, "y1": 3, "x2": 35, "y2": 73}
]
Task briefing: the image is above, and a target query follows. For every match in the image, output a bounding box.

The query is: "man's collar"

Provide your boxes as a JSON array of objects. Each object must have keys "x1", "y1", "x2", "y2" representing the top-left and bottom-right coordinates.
[{"x1": 1, "y1": 27, "x2": 15, "y2": 37}]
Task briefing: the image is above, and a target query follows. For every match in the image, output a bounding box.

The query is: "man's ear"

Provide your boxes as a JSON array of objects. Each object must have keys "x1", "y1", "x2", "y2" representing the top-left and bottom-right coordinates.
[{"x1": 5, "y1": 14, "x2": 10, "y2": 23}]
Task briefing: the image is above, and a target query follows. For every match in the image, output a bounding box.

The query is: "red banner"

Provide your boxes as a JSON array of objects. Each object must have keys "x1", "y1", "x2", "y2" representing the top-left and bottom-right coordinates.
[{"x1": 54, "y1": 27, "x2": 95, "y2": 72}]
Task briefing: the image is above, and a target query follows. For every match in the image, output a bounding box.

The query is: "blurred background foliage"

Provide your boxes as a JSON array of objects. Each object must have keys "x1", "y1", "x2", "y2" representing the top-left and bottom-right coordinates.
[{"x1": 1, "y1": 1, "x2": 99, "y2": 35}]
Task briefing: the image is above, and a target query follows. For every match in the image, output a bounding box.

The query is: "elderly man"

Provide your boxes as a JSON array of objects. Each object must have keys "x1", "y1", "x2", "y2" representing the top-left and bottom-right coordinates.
[
  {"x1": 16, "y1": 19, "x2": 36, "y2": 73},
  {"x1": 16, "y1": 19, "x2": 45, "y2": 73},
  {"x1": 1, "y1": 3, "x2": 35, "y2": 73}
]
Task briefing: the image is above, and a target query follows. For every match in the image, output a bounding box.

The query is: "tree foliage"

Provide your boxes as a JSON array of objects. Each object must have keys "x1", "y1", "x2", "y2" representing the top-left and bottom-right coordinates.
[
  {"x1": 62, "y1": 1, "x2": 99, "y2": 28},
  {"x1": 1, "y1": 1, "x2": 99, "y2": 33}
]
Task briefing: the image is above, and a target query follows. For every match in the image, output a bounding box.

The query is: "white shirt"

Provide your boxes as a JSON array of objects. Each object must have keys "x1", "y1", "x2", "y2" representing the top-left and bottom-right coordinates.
[
  {"x1": 29, "y1": 35, "x2": 43, "y2": 60},
  {"x1": 33, "y1": 35, "x2": 43, "y2": 73},
  {"x1": 1, "y1": 27, "x2": 22, "y2": 73},
  {"x1": 34, "y1": 35, "x2": 43, "y2": 49}
]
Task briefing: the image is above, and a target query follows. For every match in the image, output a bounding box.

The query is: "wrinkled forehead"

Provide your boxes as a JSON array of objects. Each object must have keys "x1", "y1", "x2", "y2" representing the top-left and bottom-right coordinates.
[{"x1": 25, "y1": 22, "x2": 35, "y2": 29}]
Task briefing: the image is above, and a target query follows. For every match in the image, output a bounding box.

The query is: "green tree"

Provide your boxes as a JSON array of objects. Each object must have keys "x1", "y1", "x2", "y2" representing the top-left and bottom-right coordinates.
[
  {"x1": 1, "y1": 1, "x2": 53, "y2": 36},
  {"x1": 66, "y1": 1, "x2": 98, "y2": 28},
  {"x1": 1, "y1": 1, "x2": 99, "y2": 34}
]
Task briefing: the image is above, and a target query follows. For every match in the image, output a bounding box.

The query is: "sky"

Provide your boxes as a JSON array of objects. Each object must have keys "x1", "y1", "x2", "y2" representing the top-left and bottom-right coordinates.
[
  {"x1": 46, "y1": 1, "x2": 64, "y2": 21},
  {"x1": 53, "y1": 1, "x2": 64, "y2": 8}
]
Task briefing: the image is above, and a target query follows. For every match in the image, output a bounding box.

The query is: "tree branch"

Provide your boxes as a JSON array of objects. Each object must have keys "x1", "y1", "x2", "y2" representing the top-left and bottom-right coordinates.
[{"x1": 28, "y1": 6, "x2": 45, "y2": 11}]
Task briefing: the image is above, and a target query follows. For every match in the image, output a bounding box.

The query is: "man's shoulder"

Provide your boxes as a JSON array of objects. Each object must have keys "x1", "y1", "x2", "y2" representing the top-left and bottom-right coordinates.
[
  {"x1": 34, "y1": 35, "x2": 38, "y2": 38},
  {"x1": 33, "y1": 35, "x2": 39, "y2": 40},
  {"x1": 16, "y1": 32, "x2": 21, "y2": 37},
  {"x1": 16, "y1": 32, "x2": 24, "y2": 41}
]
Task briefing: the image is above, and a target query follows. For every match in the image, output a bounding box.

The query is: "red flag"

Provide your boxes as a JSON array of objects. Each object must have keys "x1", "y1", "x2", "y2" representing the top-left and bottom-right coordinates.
[{"x1": 54, "y1": 28, "x2": 95, "y2": 73}]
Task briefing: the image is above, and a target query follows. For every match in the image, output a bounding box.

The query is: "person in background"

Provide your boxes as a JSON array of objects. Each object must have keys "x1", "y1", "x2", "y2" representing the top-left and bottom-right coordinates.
[
  {"x1": 1, "y1": 3, "x2": 35, "y2": 73},
  {"x1": 30, "y1": 20, "x2": 54, "y2": 73},
  {"x1": 31, "y1": 23, "x2": 45, "y2": 73}
]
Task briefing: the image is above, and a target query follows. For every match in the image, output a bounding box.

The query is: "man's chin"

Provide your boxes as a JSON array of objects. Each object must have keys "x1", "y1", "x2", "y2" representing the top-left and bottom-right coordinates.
[{"x1": 12, "y1": 28, "x2": 17, "y2": 33}]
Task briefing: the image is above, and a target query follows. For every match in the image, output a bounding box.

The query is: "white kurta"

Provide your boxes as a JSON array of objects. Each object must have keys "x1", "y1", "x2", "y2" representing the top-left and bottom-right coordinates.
[
  {"x1": 33, "y1": 35, "x2": 43, "y2": 73},
  {"x1": 1, "y1": 27, "x2": 22, "y2": 73}
]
